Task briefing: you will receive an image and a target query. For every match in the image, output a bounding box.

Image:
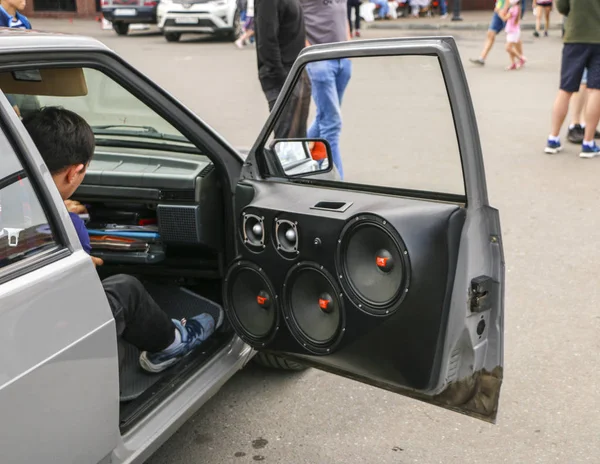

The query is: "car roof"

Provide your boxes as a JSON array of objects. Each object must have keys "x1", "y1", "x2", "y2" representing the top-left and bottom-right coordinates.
[{"x1": 0, "y1": 27, "x2": 110, "y2": 53}]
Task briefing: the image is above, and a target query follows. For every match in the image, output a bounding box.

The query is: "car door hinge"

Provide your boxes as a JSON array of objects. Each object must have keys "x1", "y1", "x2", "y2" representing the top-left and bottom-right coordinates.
[{"x1": 469, "y1": 275, "x2": 496, "y2": 313}]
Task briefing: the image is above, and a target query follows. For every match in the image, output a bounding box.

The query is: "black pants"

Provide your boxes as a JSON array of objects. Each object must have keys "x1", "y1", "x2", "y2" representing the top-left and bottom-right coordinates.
[
  {"x1": 263, "y1": 70, "x2": 312, "y2": 139},
  {"x1": 347, "y1": 0, "x2": 361, "y2": 32},
  {"x1": 102, "y1": 274, "x2": 175, "y2": 353}
]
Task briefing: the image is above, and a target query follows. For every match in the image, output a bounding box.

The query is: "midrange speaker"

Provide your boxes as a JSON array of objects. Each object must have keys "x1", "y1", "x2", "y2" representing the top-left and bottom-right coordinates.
[
  {"x1": 274, "y1": 218, "x2": 299, "y2": 258},
  {"x1": 283, "y1": 262, "x2": 344, "y2": 354},
  {"x1": 242, "y1": 212, "x2": 266, "y2": 251},
  {"x1": 337, "y1": 214, "x2": 410, "y2": 316},
  {"x1": 224, "y1": 261, "x2": 279, "y2": 345}
]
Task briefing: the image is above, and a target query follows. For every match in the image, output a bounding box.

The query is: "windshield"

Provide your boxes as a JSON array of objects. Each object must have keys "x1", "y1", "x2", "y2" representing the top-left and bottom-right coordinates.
[{"x1": 5, "y1": 67, "x2": 199, "y2": 155}]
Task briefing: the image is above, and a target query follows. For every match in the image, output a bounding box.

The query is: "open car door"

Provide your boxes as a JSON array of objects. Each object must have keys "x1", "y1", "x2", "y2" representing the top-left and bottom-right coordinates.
[{"x1": 224, "y1": 37, "x2": 504, "y2": 423}]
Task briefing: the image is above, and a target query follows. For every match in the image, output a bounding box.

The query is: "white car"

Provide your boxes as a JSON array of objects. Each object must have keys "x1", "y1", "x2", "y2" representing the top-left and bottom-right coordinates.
[{"x1": 157, "y1": 0, "x2": 241, "y2": 42}]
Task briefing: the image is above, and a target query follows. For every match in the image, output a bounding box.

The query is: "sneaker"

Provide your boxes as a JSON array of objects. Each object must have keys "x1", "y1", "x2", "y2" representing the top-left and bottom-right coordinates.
[
  {"x1": 139, "y1": 314, "x2": 218, "y2": 373},
  {"x1": 234, "y1": 39, "x2": 244, "y2": 49},
  {"x1": 441, "y1": 13, "x2": 448, "y2": 18},
  {"x1": 544, "y1": 139, "x2": 562, "y2": 154},
  {"x1": 567, "y1": 124, "x2": 584, "y2": 144},
  {"x1": 533, "y1": 31, "x2": 540, "y2": 37},
  {"x1": 354, "y1": 30, "x2": 361, "y2": 38},
  {"x1": 506, "y1": 63, "x2": 518, "y2": 71},
  {"x1": 470, "y1": 58, "x2": 485, "y2": 66},
  {"x1": 519, "y1": 56, "x2": 527, "y2": 67},
  {"x1": 544, "y1": 31, "x2": 548, "y2": 37},
  {"x1": 580, "y1": 142, "x2": 600, "y2": 159}
]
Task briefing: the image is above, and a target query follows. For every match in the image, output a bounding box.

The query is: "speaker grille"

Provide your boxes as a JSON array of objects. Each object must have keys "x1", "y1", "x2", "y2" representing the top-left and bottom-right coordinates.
[
  {"x1": 224, "y1": 261, "x2": 279, "y2": 345},
  {"x1": 337, "y1": 214, "x2": 410, "y2": 315},
  {"x1": 283, "y1": 262, "x2": 344, "y2": 354},
  {"x1": 157, "y1": 205, "x2": 200, "y2": 244}
]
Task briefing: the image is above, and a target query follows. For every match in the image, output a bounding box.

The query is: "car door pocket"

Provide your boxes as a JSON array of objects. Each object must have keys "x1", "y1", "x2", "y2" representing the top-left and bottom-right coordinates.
[
  {"x1": 310, "y1": 201, "x2": 353, "y2": 213},
  {"x1": 91, "y1": 245, "x2": 166, "y2": 264}
]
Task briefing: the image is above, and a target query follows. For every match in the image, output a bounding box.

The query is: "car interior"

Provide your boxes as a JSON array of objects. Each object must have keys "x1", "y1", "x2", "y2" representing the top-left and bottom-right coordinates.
[{"x1": 1, "y1": 66, "x2": 237, "y2": 433}]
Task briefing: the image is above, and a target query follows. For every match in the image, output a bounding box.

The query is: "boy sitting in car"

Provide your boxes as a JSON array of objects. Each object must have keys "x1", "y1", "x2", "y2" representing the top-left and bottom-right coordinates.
[{"x1": 22, "y1": 106, "x2": 223, "y2": 373}]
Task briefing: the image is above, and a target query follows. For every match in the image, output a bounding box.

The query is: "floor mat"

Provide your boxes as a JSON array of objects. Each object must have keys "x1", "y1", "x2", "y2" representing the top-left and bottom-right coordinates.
[{"x1": 119, "y1": 282, "x2": 224, "y2": 402}]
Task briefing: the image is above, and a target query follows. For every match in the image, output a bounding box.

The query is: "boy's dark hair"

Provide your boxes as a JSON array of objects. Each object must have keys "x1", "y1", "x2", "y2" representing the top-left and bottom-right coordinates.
[{"x1": 22, "y1": 106, "x2": 95, "y2": 174}]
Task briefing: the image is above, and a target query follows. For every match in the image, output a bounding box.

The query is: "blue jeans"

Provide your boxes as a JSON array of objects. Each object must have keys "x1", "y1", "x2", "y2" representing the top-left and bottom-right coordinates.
[
  {"x1": 372, "y1": 0, "x2": 389, "y2": 18},
  {"x1": 306, "y1": 59, "x2": 352, "y2": 179},
  {"x1": 439, "y1": 0, "x2": 447, "y2": 15}
]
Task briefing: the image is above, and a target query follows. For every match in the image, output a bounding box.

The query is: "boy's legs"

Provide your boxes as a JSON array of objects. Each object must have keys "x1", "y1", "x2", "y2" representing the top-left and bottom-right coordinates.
[
  {"x1": 545, "y1": 44, "x2": 589, "y2": 154},
  {"x1": 103, "y1": 274, "x2": 175, "y2": 353},
  {"x1": 103, "y1": 274, "x2": 218, "y2": 372}
]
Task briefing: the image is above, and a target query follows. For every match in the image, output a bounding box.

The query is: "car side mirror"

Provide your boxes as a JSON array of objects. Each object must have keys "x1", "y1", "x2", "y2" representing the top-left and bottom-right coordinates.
[{"x1": 269, "y1": 138, "x2": 335, "y2": 178}]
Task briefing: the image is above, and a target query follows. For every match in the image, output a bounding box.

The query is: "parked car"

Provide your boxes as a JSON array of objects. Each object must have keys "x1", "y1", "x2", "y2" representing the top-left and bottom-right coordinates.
[
  {"x1": 0, "y1": 29, "x2": 505, "y2": 464},
  {"x1": 101, "y1": 0, "x2": 159, "y2": 36},
  {"x1": 156, "y1": 0, "x2": 241, "y2": 42}
]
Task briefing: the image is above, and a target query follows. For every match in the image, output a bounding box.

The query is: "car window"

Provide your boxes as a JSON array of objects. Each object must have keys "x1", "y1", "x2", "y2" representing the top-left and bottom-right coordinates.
[
  {"x1": 0, "y1": 134, "x2": 58, "y2": 271},
  {"x1": 3, "y1": 67, "x2": 202, "y2": 158},
  {"x1": 265, "y1": 55, "x2": 465, "y2": 197}
]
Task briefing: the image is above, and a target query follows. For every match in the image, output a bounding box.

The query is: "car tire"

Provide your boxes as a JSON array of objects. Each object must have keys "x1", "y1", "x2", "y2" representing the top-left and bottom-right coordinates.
[
  {"x1": 113, "y1": 22, "x2": 130, "y2": 36},
  {"x1": 226, "y1": 9, "x2": 242, "y2": 41},
  {"x1": 253, "y1": 352, "x2": 308, "y2": 371},
  {"x1": 165, "y1": 32, "x2": 181, "y2": 42}
]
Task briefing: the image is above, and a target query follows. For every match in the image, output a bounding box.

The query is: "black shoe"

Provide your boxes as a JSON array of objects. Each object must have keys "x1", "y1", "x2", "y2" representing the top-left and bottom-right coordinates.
[
  {"x1": 567, "y1": 124, "x2": 584, "y2": 144},
  {"x1": 533, "y1": 31, "x2": 540, "y2": 37}
]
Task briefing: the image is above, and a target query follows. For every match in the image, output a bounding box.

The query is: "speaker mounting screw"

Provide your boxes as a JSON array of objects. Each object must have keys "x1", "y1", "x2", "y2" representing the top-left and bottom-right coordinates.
[
  {"x1": 339, "y1": 293, "x2": 343, "y2": 298},
  {"x1": 404, "y1": 251, "x2": 408, "y2": 255},
  {"x1": 326, "y1": 349, "x2": 330, "y2": 353},
  {"x1": 358, "y1": 304, "x2": 362, "y2": 308},
  {"x1": 338, "y1": 239, "x2": 341, "y2": 244},
  {"x1": 383, "y1": 220, "x2": 387, "y2": 225},
  {"x1": 261, "y1": 216, "x2": 265, "y2": 220},
  {"x1": 386, "y1": 310, "x2": 389, "y2": 314},
  {"x1": 320, "y1": 265, "x2": 324, "y2": 270},
  {"x1": 339, "y1": 275, "x2": 343, "y2": 279},
  {"x1": 263, "y1": 245, "x2": 266, "y2": 248},
  {"x1": 275, "y1": 217, "x2": 278, "y2": 221},
  {"x1": 405, "y1": 288, "x2": 409, "y2": 293}
]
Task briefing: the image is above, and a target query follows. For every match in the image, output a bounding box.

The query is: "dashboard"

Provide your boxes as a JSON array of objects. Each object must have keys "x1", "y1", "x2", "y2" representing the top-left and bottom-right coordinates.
[{"x1": 74, "y1": 150, "x2": 223, "y2": 254}]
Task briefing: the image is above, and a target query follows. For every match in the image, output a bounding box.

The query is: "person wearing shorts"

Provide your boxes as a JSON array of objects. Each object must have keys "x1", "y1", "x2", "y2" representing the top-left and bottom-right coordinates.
[
  {"x1": 235, "y1": 0, "x2": 254, "y2": 48},
  {"x1": 545, "y1": 0, "x2": 600, "y2": 158},
  {"x1": 470, "y1": 0, "x2": 514, "y2": 66},
  {"x1": 533, "y1": 0, "x2": 552, "y2": 37}
]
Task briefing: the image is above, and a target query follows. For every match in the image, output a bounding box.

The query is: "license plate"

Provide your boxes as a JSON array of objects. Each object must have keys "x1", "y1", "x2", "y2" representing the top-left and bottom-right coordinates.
[
  {"x1": 174, "y1": 17, "x2": 198, "y2": 24},
  {"x1": 114, "y1": 8, "x2": 137, "y2": 16}
]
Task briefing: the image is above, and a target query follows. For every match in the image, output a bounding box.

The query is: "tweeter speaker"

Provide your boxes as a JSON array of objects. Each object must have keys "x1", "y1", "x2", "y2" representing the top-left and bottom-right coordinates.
[
  {"x1": 242, "y1": 212, "x2": 266, "y2": 251},
  {"x1": 283, "y1": 262, "x2": 344, "y2": 354},
  {"x1": 274, "y1": 218, "x2": 299, "y2": 258},
  {"x1": 224, "y1": 261, "x2": 279, "y2": 345},
  {"x1": 337, "y1": 214, "x2": 410, "y2": 316}
]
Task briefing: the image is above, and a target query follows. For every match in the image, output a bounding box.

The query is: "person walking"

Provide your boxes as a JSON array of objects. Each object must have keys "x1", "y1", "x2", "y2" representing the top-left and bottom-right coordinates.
[
  {"x1": 254, "y1": 0, "x2": 312, "y2": 139},
  {"x1": 235, "y1": 0, "x2": 254, "y2": 48},
  {"x1": 347, "y1": 0, "x2": 362, "y2": 37},
  {"x1": 470, "y1": 0, "x2": 509, "y2": 66},
  {"x1": 502, "y1": 0, "x2": 526, "y2": 70},
  {"x1": 544, "y1": 0, "x2": 600, "y2": 158},
  {"x1": 533, "y1": 0, "x2": 552, "y2": 37},
  {"x1": 300, "y1": 0, "x2": 352, "y2": 179}
]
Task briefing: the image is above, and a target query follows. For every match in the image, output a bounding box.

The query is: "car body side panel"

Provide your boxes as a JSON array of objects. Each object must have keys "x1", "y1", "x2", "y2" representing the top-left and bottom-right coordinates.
[{"x1": 0, "y1": 252, "x2": 120, "y2": 464}]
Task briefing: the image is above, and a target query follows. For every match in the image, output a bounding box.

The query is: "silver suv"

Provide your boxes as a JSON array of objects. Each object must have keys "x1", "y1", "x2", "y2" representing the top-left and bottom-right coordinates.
[{"x1": 0, "y1": 31, "x2": 505, "y2": 463}]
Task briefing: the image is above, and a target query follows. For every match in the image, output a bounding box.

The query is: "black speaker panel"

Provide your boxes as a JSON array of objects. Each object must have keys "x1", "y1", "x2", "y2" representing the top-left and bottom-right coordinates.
[{"x1": 228, "y1": 181, "x2": 466, "y2": 390}]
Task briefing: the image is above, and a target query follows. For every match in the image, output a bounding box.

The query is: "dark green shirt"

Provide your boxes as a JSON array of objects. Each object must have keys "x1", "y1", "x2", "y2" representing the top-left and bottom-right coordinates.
[{"x1": 557, "y1": 0, "x2": 600, "y2": 44}]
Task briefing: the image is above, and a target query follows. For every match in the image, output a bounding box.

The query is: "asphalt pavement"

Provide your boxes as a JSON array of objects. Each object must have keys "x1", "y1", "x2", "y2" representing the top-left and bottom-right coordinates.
[{"x1": 32, "y1": 19, "x2": 600, "y2": 464}]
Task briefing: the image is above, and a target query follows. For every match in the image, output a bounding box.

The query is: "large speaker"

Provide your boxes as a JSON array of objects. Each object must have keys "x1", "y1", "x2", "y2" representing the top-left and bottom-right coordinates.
[
  {"x1": 223, "y1": 261, "x2": 279, "y2": 345},
  {"x1": 283, "y1": 262, "x2": 345, "y2": 354},
  {"x1": 336, "y1": 214, "x2": 410, "y2": 316}
]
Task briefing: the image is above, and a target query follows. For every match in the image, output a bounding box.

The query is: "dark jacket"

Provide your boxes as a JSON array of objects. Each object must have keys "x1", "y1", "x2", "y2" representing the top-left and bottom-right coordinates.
[
  {"x1": 557, "y1": 0, "x2": 600, "y2": 44},
  {"x1": 255, "y1": 0, "x2": 306, "y2": 92}
]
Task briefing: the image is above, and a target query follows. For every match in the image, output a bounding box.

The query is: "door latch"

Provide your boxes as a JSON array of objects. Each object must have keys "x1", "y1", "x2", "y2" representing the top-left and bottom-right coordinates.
[{"x1": 470, "y1": 275, "x2": 496, "y2": 313}]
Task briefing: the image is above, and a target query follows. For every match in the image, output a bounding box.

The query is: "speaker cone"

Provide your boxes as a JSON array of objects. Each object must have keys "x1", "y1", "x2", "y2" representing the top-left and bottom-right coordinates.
[
  {"x1": 283, "y1": 262, "x2": 344, "y2": 353},
  {"x1": 242, "y1": 213, "x2": 265, "y2": 250},
  {"x1": 337, "y1": 214, "x2": 410, "y2": 315},
  {"x1": 275, "y1": 218, "x2": 299, "y2": 257},
  {"x1": 224, "y1": 261, "x2": 278, "y2": 345}
]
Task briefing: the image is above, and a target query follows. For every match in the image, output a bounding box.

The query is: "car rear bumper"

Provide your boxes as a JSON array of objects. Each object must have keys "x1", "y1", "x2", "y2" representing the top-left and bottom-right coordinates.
[{"x1": 102, "y1": 6, "x2": 157, "y2": 23}]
